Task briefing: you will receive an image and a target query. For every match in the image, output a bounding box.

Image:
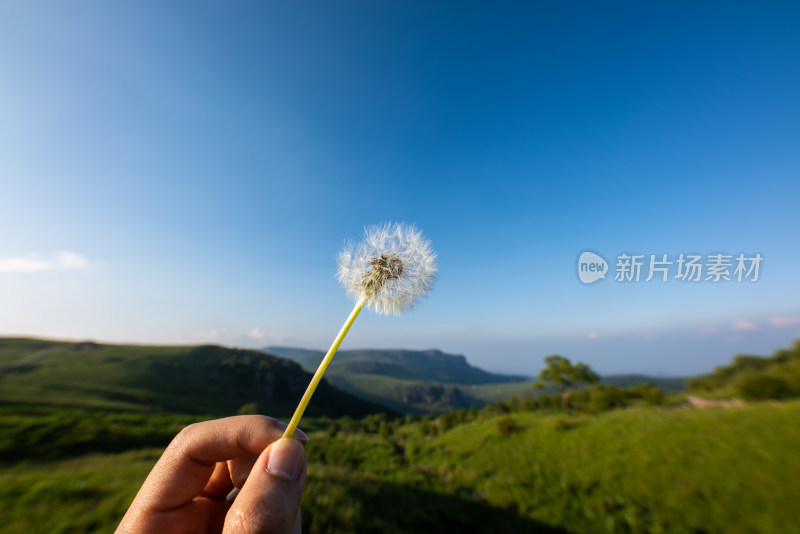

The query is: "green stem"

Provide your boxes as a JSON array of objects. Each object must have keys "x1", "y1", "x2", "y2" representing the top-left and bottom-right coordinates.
[{"x1": 282, "y1": 297, "x2": 366, "y2": 439}]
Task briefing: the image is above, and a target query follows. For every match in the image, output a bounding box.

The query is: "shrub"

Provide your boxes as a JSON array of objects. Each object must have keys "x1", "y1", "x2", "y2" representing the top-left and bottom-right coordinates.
[
  {"x1": 495, "y1": 401, "x2": 511, "y2": 413},
  {"x1": 326, "y1": 422, "x2": 339, "y2": 438},
  {"x1": 520, "y1": 393, "x2": 537, "y2": 411},
  {"x1": 361, "y1": 413, "x2": 387, "y2": 433},
  {"x1": 552, "y1": 416, "x2": 580, "y2": 432},
  {"x1": 689, "y1": 341, "x2": 800, "y2": 394},
  {"x1": 736, "y1": 373, "x2": 795, "y2": 400},
  {"x1": 628, "y1": 383, "x2": 666, "y2": 406},
  {"x1": 418, "y1": 415, "x2": 436, "y2": 437},
  {"x1": 439, "y1": 411, "x2": 458, "y2": 431},
  {"x1": 378, "y1": 421, "x2": 391, "y2": 440},
  {"x1": 588, "y1": 385, "x2": 629, "y2": 413},
  {"x1": 496, "y1": 416, "x2": 517, "y2": 436}
]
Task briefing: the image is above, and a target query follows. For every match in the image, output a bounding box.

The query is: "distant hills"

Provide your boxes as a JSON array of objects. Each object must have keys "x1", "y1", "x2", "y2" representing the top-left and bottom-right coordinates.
[
  {"x1": 263, "y1": 346, "x2": 530, "y2": 413},
  {"x1": 599, "y1": 374, "x2": 687, "y2": 391},
  {"x1": 265, "y1": 347, "x2": 528, "y2": 384},
  {"x1": 0, "y1": 337, "x2": 690, "y2": 419},
  {"x1": 264, "y1": 346, "x2": 687, "y2": 413},
  {"x1": 0, "y1": 338, "x2": 385, "y2": 419}
]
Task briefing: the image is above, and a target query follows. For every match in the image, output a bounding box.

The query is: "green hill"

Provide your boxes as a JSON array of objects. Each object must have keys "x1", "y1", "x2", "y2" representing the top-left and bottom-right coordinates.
[
  {"x1": 3, "y1": 338, "x2": 800, "y2": 532},
  {"x1": 688, "y1": 340, "x2": 800, "y2": 399},
  {"x1": 0, "y1": 338, "x2": 385, "y2": 419}
]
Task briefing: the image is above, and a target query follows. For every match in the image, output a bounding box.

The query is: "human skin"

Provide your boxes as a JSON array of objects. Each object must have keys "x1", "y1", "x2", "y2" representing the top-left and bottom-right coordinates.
[{"x1": 117, "y1": 415, "x2": 308, "y2": 534}]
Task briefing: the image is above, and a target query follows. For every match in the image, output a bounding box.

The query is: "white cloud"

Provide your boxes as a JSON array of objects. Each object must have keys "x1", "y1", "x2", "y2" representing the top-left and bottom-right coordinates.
[
  {"x1": 247, "y1": 328, "x2": 266, "y2": 341},
  {"x1": 201, "y1": 330, "x2": 221, "y2": 341},
  {"x1": 186, "y1": 327, "x2": 285, "y2": 347},
  {"x1": 0, "y1": 257, "x2": 51, "y2": 273},
  {"x1": 54, "y1": 250, "x2": 90, "y2": 270},
  {"x1": 769, "y1": 315, "x2": 800, "y2": 328},
  {"x1": 0, "y1": 251, "x2": 91, "y2": 273},
  {"x1": 247, "y1": 328, "x2": 285, "y2": 344}
]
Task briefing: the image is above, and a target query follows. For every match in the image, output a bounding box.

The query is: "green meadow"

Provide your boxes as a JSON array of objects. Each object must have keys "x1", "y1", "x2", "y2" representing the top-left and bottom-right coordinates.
[
  {"x1": 2, "y1": 338, "x2": 799, "y2": 533},
  {"x1": 2, "y1": 403, "x2": 799, "y2": 533}
]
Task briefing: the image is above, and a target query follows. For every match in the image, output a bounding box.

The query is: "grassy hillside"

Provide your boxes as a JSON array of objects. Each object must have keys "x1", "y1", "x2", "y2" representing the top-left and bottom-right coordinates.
[
  {"x1": 4, "y1": 337, "x2": 798, "y2": 532},
  {"x1": 407, "y1": 403, "x2": 800, "y2": 533},
  {"x1": 0, "y1": 338, "x2": 385, "y2": 419},
  {"x1": 689, "y1": 340, "x2": 800, "y2": 400},
  {"x1": 2, "y1": 401, "x2": 799, "y2": 533}
]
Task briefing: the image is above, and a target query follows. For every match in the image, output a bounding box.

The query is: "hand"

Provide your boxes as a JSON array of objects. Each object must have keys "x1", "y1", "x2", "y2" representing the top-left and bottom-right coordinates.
[{"x1": 117, "y1": 415, "x2": 309, "y2": 534}]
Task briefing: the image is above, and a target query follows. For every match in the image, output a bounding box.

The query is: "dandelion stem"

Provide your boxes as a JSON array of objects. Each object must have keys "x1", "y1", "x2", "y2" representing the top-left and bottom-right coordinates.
[{"x1": 282, "y1": 297, "x2": 366, "y2": 439}]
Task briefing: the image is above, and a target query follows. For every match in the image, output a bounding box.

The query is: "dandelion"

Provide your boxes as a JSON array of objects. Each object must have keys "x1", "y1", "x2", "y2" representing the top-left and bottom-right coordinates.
[
  {"x1": 282, "y1": 223, "x2": 436, "y2": 438},
  {"x1": 337, "y1": 223, "x2": 437, "y2": 315}
]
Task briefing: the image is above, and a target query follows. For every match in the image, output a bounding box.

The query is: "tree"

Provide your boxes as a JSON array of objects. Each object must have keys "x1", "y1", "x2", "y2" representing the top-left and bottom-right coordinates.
[{"x1": 536, "y1": 355, "x2": 599, "y2": 412}]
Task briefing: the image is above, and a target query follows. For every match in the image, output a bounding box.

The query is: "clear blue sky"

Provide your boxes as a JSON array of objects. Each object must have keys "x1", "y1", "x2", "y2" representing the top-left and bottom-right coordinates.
[{"x1": 2, "y1": 1, "x2": 799, "y2": 376}]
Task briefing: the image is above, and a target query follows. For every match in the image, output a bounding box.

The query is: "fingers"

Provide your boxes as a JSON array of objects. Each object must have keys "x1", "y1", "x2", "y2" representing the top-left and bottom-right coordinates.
[
  {"x1": 138, "y1": 416, "x2": 289, "y2": 511},
  {"x1": 200, "y1": 452, "x2": 262, "y2": 501},
  {"x1": 224, "y1": 438, "x2": 307, "y2": 534},
  {"x1": 201, "y1": 461, "x2": 237, "y2": 501},
  {"x1": 118, "y1": 415, "x2": 309, "y2": 533},
  {"x1": 227, "y1": 452, "x2": 261, "y2": 489}
]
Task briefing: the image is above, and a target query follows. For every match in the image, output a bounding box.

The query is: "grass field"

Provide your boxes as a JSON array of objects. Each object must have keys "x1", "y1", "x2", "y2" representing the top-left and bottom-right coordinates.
[
  {"x1": 410, "y1": 404, "x2": 800, "y2": 533},
  {"x1": 3, "y1": 337, "x2": 798, "y2": 532},
  {"x1": 2, "y1": 401, "x2": 798, "y2": 533}
]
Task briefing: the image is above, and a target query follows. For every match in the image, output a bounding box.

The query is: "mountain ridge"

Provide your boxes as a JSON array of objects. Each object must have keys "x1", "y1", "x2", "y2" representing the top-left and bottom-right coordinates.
[{"x1": 263, "y1": 346, "x2": 529, "y2": 384}]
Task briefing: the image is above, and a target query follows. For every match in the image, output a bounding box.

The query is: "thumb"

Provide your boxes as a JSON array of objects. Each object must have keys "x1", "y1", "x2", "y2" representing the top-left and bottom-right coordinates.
[{"x1": 224, "y1": 438, "x2": 307, "y2": 534}]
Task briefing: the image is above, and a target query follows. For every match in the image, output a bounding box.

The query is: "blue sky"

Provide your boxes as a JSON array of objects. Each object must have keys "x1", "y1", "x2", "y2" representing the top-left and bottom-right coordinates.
[{"x1": 2, "y1": 2, "x2": 799, "y2": 376}]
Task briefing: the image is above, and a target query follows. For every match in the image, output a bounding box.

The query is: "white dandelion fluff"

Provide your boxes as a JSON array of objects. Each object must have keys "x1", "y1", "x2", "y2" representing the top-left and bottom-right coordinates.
[
  {"x1": 282, "y1": 222, "x2": 437, "y2": 439},
  {"x1": 337, "y1": 222, "x2": 437, "y2": 315}
]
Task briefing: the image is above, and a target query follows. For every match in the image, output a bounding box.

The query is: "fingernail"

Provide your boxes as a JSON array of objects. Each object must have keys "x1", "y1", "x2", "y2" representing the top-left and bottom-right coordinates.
[
  {"x1": 267, "y1": 438, "x2": 305, "y2": 481},
  {"x1": 293, "y1": 428, "x2": 310, "y2": 443},
  {"x1": 274, "y1": 421, "x2": 309, "y2": 443}
]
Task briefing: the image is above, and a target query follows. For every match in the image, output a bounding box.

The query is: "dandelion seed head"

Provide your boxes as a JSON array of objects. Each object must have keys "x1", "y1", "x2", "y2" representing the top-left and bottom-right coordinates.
[{"x1": 337, "y1": 222, "x2": 437, "y2": 315}]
